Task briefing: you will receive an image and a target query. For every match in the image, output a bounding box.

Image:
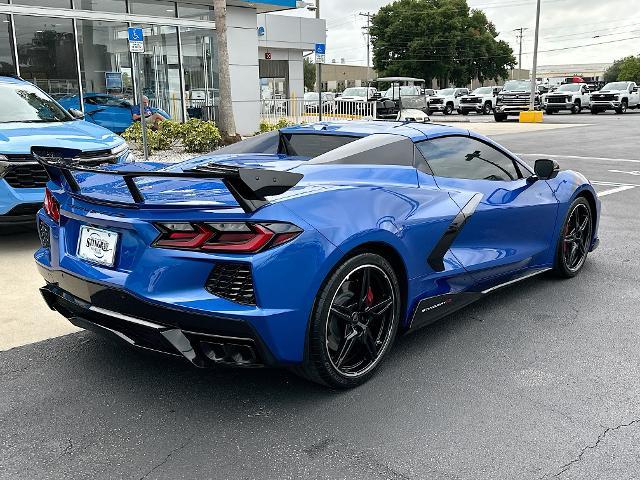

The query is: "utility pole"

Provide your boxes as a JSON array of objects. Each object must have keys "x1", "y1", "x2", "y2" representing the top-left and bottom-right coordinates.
[
  {"x1": 529, "y1": 0, "x2": 541, "y2": 111},
  {"x1": 359, "y1": 12, "x2": 372, "y2": 84},
  {"x1": 513, "y1": 27, "x2": 528, "y2": 80}
]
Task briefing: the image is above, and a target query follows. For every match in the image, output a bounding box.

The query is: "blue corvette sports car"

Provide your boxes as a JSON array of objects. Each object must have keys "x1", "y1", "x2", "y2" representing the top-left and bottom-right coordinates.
[{"x1": 34, "y1": 121, "x2": 600, "y2": 388}]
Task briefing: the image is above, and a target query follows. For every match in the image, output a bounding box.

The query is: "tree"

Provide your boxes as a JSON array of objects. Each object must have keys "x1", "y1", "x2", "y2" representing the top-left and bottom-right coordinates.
[
  {"x1": 304, "y1": 58, "x2": 316, "y2": 91},
  {"x1": 369, "y1": 0, "x2": 515, "y2": 87},
  {"x1": 603, "y1": 58, "x2": 624, "y2": 83},
  {"x1": 618, "y1": 56, "x2": 640, "y2": 83},
  {"x1": 604, "y1": 56, "x2": 640, "y2": 84},
  {"x1": 213, "y1": 0, "x2": 237, "y2": 138}
]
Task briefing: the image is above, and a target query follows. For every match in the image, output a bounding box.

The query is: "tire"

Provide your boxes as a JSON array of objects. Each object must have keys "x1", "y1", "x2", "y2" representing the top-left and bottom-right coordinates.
[
  {"x1": 615, "y1": 100, "x2": 627, "y2": 114},
  {"x1": 494, "y1": 113, "x2": 507, "y2": 122},
  {"x1": 444, "y1": 103, "x2": 454, "y2": 115},
  {"x1": 571, "y1": 102, "x2": 580, "y2": 114},
  {"x1": 553, "y1": 197, "x2": 593, "y2": 278},
  {"x1": 298, "y1": 253, "x2": 401, "y2": 389},
  {"x1": 483, "y1": 102, "x2": 492, "y2": 115}
]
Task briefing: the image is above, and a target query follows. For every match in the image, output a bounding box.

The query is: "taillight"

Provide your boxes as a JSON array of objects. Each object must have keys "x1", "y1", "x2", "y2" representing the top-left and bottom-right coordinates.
[
  {"x1": 44, "y1": 188, "x2": 60, "y2": 223},
  {"x1": 153, "y1": 222, "x2": 302, "y2": 253}
]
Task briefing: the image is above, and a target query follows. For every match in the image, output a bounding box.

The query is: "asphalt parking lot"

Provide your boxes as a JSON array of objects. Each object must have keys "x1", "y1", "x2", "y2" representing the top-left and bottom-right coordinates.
[{"x1": 1, "y1": 111, "x2": 640, "y2": 480}]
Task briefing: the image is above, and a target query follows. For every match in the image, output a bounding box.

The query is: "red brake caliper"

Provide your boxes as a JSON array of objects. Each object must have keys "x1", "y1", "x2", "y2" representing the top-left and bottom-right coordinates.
[{"x1": 366, "y1": 286, "x2": 374, "y2": 307}]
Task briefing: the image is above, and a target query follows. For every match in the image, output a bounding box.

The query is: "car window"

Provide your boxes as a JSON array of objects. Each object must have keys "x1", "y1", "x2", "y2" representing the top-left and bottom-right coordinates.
[
  {"x1": 282, "y1": 134, "x2": 359, "y2": 158},
  {"x1": 104, "y1": 97, "x2": 129, "y2": 107},
  {"x1": 0, "y1": 82, "x2": 73, "y2": 123},
  {"x1": 416, "y1": 136, "x2": 520, "y2": 181},
  {"x1": 309, "y1": 134, "x2": 415, "y2": 166}
]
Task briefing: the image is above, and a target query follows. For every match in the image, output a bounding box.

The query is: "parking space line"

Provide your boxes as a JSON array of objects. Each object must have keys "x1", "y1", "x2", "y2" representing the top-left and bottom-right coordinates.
[
  {"x1": 597, "y1": 185, "x2": 636, "y2": 197},
  {"x1": 591, "y1": 180, "x2": 640, "y2": 187},
  {"x1": 608, "y1": 169, "x2": 640, "y2": 176},
  {"x1": 517, "y1": 153, "x2": 640, "y2": 163}
]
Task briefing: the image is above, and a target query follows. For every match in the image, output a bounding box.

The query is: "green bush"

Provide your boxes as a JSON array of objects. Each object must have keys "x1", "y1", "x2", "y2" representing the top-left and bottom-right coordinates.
[
  {"x1": 122, "y1": 118, "x2": 221, "y2": 154},
  {"x1": 181, "y1": 118, "x2": 222, "y2": 153},
  {"x1": 259, "y1": 118, "x2": 292, "y2": 133}
]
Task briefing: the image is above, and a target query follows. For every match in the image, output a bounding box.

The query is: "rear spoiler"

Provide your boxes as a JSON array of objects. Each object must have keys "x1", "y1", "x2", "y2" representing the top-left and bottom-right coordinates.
[{"x1": 32, "y1": 147, "x2": 303, "y2": 213}]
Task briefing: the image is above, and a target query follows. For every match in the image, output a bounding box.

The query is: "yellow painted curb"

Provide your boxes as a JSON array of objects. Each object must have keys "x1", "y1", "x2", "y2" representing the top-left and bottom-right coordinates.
[{"x1": 519, "y1": 111, "x2": 544, "y2": 123}]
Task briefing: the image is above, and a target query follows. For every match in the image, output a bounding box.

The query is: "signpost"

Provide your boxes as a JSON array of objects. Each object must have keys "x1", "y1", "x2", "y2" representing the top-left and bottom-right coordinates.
[
  {"x1": 128, "y1": 27, "x2": 147, "y2": 161},
  {"x1": 315, "y1": 42, "x2": 325, "y2": 120}
]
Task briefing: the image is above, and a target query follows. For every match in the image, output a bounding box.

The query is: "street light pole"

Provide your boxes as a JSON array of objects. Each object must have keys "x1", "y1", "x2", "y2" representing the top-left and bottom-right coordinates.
[
  {"x1": 529, "y1": 0, "x2": 541, "y2": 111},
  {"x1": 315, "y1": 0, "x2": 322, "y2": 121}
]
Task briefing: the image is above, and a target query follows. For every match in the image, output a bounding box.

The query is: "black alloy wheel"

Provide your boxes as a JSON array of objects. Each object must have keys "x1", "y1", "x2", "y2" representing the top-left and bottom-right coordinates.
[
  {"x1": 299, "y1": 253, "x2": 400, "y2": 388},
  {"x1": 571, "y1": 102, "x2": 581, "y2": 114},
  {"x1": 483, "y1": 102, "x2": 492, "y2": 115},
  {"x1": 554, "y1": 198, "x2": 593, "y2": 278},
  {"x1": 444, "y1": 103, "x2": 454, "y2": 115}
]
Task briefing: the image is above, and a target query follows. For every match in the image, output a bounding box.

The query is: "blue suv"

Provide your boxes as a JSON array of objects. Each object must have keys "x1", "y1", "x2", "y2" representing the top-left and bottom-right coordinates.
[{"x1": 0, "y1": 76, "x2": 130, "y2": 224}]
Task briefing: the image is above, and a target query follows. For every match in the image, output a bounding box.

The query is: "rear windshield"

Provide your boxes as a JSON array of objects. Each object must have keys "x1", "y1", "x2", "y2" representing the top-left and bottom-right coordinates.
[
  {"x1": 212, "y1": 130, "x2": 359, "y2": 158},
  {"x1": 281, "y1": 133, "x2": 358, "y2": 157}
]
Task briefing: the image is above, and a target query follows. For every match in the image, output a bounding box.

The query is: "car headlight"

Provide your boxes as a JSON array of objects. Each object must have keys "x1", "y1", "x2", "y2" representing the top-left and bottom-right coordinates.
[
  {"x1": 496, "y1": 95, "x2": 504, "y2": 105},
  {"x1": 614, "y1": 95, "x2": 619, "y2": 100},
  {"x1": 111, "y1": 142, "x2": 129, "y2": 157}
]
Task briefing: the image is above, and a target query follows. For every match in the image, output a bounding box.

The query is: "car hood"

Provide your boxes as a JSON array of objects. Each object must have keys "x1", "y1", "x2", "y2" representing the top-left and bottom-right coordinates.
[
  {"x1": 596, "y1": 90, "x2": 624, "y2": 94},
  {"x1": 72, "y1": 154, "x2": 309, "y2": 208},
  {"x1": 0, "y1": 120, "x2": 122, "y2": 154}
]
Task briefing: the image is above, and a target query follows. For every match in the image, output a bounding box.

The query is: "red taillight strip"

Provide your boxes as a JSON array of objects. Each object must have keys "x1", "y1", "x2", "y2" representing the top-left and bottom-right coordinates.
[
  {"x1": 44, "y1": 188, "x2": 61, "y2": 223},
  {"x1": 152, "y1": 222, "x2": 302, "y2": 253},
  {"x1": 201, "y1": 224, "x2": 274, "y2": 252}
]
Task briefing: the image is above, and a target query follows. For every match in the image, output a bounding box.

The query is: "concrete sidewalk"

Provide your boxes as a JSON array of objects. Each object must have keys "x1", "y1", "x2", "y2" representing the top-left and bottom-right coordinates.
[{"x1": 0, "y1": 228, "x2": 78, "y2": 351}]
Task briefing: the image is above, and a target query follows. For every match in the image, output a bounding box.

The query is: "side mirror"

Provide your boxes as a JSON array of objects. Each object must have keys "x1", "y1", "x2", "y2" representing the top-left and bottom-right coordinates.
[
  {"x1": 534, "y1": 158, "x2": 559, "y2": 180},
  {"x1": 68, "y1": 108, "x2": 84, "y2": 119}
]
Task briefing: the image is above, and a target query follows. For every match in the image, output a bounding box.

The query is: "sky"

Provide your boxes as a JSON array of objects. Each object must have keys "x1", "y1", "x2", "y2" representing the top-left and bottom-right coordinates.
[{"x1": 280, "y1": 0, "x2": 640, "y2": 69}]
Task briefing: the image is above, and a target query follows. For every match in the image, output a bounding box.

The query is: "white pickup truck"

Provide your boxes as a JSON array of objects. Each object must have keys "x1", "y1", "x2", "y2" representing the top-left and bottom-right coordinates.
[
  {"x1": 590, "y1": 81, "x2": 640, "y2": 114},
  {"x1": 427, "y1": 87, "x2": 470, "y2": 115},
  {"x1": 544, "y1": 83, "x2": 591, "y2": 114},
  {"x1": 458, "y1": 86, "x2": 502, "y2": 115}
]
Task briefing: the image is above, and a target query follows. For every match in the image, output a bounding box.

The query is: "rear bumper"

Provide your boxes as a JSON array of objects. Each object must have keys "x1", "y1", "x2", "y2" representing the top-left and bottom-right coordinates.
[{"x1": 38, "y1": 266, "x2": 277, "y2": 368}]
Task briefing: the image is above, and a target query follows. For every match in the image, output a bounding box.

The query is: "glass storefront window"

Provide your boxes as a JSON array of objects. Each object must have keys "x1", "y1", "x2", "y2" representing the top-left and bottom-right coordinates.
[
  {"x1": 129, "y1": 0, "x2": 176, "y2": 17},
  {"x1": 13, "y1": 15, "x2": 78, "y2": 99},
  {"x1": 135, "y1": 25, "x2": 182, "y2": 121},
  {"x1": 0, "y1": 15, "x2": 16, "y2": 76},
  {"x1": 76, "y1": 20, "x2": 132, "y2": 97},
  {"x1": 178, "y1": 4, "x2": 214, "y2": 22},
  {"x1": 181, "y1": 27, "x2": 218, "y2": 120},
  {"x1": 13, "y1": 0, "x2": 72, "y2": 8},
  {"x1": 73, "y1": 0, "x2": 126, "y2": 14}
]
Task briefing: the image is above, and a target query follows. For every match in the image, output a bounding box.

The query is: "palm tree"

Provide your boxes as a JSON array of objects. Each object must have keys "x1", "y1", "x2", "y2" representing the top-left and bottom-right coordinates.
[{"x1": 213, "y1": 0, "x2": 237, "y2": 138}]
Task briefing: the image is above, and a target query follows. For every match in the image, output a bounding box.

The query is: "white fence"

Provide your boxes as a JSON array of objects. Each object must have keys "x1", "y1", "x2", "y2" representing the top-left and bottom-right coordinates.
[{"x1": 260, "y1": 98, "x2": 378, "y2": 124}]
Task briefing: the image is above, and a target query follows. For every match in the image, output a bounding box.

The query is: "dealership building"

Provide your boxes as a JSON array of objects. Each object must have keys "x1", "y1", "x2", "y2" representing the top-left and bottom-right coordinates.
[{"x1": 0, "y1": 0, "x2": 325, "y2": 134}]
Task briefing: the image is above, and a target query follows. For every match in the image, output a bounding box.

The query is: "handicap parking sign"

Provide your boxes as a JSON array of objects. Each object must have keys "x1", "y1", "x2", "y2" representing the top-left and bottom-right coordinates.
[
  {"x1": 315, "y1": 43, "x2": 326, "y2": 55},
  {"x1": 128, "y1": 27, "x2": 144, "y2": 52}
]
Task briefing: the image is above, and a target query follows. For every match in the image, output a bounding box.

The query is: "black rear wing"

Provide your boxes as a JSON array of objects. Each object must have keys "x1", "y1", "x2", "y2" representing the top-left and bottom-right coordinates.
[{"x1": 32, "y1": 147, "x2": 303, "y2": 213}]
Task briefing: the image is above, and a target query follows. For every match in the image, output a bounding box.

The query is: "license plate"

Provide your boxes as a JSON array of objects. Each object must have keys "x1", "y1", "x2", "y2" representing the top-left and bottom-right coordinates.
[{"x1": 77, "y1": 225, "x2": 119, "y2": 267}]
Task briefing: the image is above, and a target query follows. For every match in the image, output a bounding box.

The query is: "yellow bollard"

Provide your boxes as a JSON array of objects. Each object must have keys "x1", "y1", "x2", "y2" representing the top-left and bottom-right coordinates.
[{"x1": 519, "y1": 110, "x2": 543, "y2": 123}]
